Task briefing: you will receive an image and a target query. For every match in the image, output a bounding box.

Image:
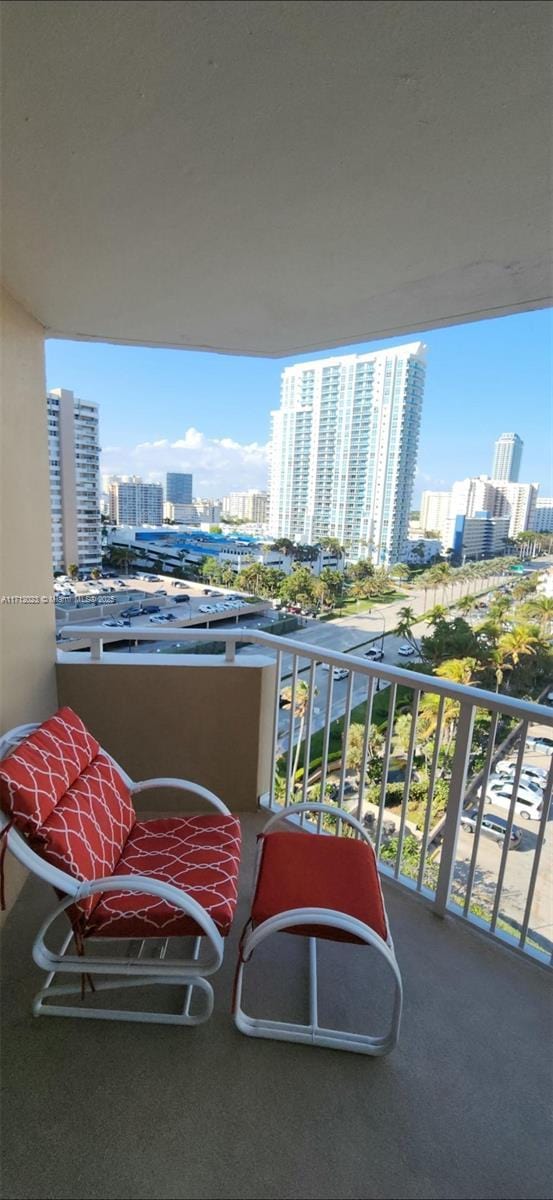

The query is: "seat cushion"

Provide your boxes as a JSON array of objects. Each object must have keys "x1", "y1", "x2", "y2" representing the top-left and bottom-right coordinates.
[
  {"x1": 0, "y1": 708, "x2": 100, "y2": 834},
  {"x1": 251, "y1": 831, "x2": 388, "y2": 943},
  {"x1": 34, "y1": 751, "x2": 136, "y2": 918},
  {"x1": 86, "y1": 815, "x2": 241, "y2": 939}
]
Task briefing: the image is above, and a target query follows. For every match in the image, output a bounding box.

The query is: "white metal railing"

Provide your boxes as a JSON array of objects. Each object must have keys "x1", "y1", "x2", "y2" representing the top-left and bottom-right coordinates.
[{"x1": 59, "y1": 625, "x2": 553, "y2": 966}]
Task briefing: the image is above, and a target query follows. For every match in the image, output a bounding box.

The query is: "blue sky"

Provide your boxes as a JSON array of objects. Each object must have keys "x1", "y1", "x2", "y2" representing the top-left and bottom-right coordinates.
[{"x1": 45, "y1": 308, "x2": 552, "y2": 501}]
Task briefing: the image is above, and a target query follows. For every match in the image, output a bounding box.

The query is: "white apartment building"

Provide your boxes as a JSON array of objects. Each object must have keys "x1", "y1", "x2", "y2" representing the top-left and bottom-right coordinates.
[
  {"x1": 269, "y1": 344, "x2": 426, "y2": 564},
  {"x1": 491, "y1": 481, "x2": 538, "y2": 537},
  {"x1": 109, "y1": 477, "x2": 163, "y2": 525},
  {"x1": 531, "y1": 498, "x2": 553, "y2": 533},
  {"x1": 163, "y1": 501, "x2": 199, "y2": 525},
  {"x1": 222, "y1": 490, "x2": 268, "y2": 522},
  {"x1": 403, "y1": 536, "x2": 442, "y2": 564},
  {"x1": 492, "y1": 432, "x2": 523, "y2": 482},
  {"x1": 193, "y1": 498, "x2": 222, "y2": 523},
  {"x1": 47, "y1": 388, "x2": 101, "y2": 571},
  {"x1": 420, "y1": 490, "x2": 451, "y2": 539}
]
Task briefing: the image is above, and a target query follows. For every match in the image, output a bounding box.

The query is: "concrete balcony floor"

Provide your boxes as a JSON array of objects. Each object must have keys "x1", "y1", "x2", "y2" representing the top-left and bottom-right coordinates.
[{"x1": 1, "y1": 814, "x2": 551, "y2": 1200}]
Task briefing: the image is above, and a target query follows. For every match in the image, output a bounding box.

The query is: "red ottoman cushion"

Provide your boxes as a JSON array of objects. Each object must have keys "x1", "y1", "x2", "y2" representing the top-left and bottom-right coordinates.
[{"x1": 251, "y1": 830, "x2": 388, "y2": 943}]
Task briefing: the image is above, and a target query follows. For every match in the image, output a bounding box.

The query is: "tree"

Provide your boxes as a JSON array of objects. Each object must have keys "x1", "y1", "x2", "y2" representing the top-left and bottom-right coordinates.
[
  {"x1": 292, "y1": 543, "x2": 319, "y2": 563},
  {"x1": 345, "y1": 722, "x2": 383, "y2": 773},
  {"x1": 91, "y1": 567, "x2": 101, "y2": 580},
  {"x1": 497, "y1": 623, "x2": 539, "y2": 669},
  {"x1": 201, "y1": 556, "x2": 222, "y2": 583},
  {"x1": 237, "y1": 563, "x2": 284, "y2": 598},
  {"x1": 108, "y1": 546, "x2": 139, "y2": 575},
  {"x1": 280, "y1": 680, "x2": 316, "y2": 789},
  {"x1": 521, "y1": 594, "x2": 553, "y2": 634},
  {"x1": 396, "y1": 606, "x2": 419, "y2": 651},
  {"x1": 457, "y1": 594, "x2": 476, "y2": 617},
  {"x1": 271, "y1": 537, "x2": 295, "y2": 556},
  {"x1": 427, "y1": 604, "x2": 448, "y2": 627},
  {"x1": 279, "y1": 567, "x2": 317, "y2": 608},
  {"x1": 392, "y1": 713, "x2": 413, "y2": 757},
  {"x1": 209, "y1": 524, "x2": 222, "y2": 534},
  {"x1": 319, "y1": 537, "x2": 345, "y2": 558},
  {"x1": 67, "y1": 563, "x2": 79, "y2": 579},
  {"x1": 390, "y1": 562, "x2": 410, "y2": 583},
  {"x1": 315, "y1": 567, "x2": 343, "y2": 609},
  {"x1": 434, "y1": 657, "x2": 478, "y2": 686}
]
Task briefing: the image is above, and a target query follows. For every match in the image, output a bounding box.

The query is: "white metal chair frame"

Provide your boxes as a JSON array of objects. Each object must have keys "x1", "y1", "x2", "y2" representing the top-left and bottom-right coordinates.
[
  {"x1": 234, "y1": 803, "x2": 403, "y2": 1056},
  {"x1": 0, "y1": 723, "x2": 233, "y2": 1026}
]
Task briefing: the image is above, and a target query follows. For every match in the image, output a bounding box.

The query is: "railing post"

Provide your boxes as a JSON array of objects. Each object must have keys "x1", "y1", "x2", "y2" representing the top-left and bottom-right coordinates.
[
  {"x1": 90, "y1": 636, "x2": 103, "y2": 662},
  {"x1": 433, "y1": 701, "x2": 475, "y2": 918},
  {"x1": 225, "y1": 639, "x2": 236, "y2": 664}
]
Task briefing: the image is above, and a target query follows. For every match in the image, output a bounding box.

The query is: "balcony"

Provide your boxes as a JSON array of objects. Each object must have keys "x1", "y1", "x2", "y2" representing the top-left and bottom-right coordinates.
[{"x1": 2, "y1": 807, "x2": 551, "y2": 1199}]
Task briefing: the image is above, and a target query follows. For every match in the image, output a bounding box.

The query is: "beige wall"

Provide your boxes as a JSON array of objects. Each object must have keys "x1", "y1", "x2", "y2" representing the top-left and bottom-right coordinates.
[
  {"x1": 0, "y1": 287, "x2": 58, "y2": 915},
  {"x1": 57, "y1": 657, "x2": 277, "y2": 812}
]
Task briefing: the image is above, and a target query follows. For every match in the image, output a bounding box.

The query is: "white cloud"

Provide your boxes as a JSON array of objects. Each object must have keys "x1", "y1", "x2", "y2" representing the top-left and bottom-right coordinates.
[{"x1": 101, "y1": 426, "x2": 269, "y2": 497}]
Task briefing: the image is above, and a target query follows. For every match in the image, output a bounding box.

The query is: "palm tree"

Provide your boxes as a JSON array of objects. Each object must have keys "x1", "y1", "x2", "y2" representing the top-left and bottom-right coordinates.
[
  {"x1": 345, "y1": 722, "x2": 383, "y2": 774},
  {"x1": 435, "y1": 657, "x2": 478, "y2": 686},
  {"x1": 457, "y1": 594, "x2": 476, "y2": 617},
  {"x1": 392, "y1": 713, "x2": 413, "y2": 757},
  {"x1": 281, "y1": 680, "x2": 316, "y2": 791},
  {"x1": 67, "y1": 563, "x2": 79, "y2": 580},
  {"x1": 396, "y1": 605, "x2": 419, "y2": 651},
  {"x1": 497, "y1": 623, "x2": 539, "y2": 669},
  {"x1": 390, "y1": 562, "x2": 410, "y2": 585},
  {"x1": 522, "y1": 593, "x2": 553, "y2": 634},
  {"x1": 427, "y1": 604, "x2": 448, "y2": 627}
]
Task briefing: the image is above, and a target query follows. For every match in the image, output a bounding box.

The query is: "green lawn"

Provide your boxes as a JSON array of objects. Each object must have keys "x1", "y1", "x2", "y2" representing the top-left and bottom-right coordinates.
[
  {"x1": 319, "y1": 591, "x2": 407, "y2": 620},
  {"x1": 289, "y1": 683, "x2": 413, "y2": 774}
]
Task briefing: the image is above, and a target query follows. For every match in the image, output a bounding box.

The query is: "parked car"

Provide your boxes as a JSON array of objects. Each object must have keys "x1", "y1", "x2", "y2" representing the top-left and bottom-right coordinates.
[
  {"x1": 173, "y1": 581, "x2": 188, "y2": 588},
  {"x1": 485, "y1": 779, "x2": 544, "y2": 821},
  {"x1": 494, "y1": 760, "x2": 547, "y2": 787},
  {"x1": 102, "y1": 619, "x2": 129, "y2": 629},
  {"x1": 397, "y1": 644, "x2": 415, "y2": 657},
  {"x1": 365, "y1": 647, "x2": 384, "y2": 661},
  {"x1": 546, "y1": 690, "x2": 553, "y2": 704},
  {"x1": 525, "y1": 735, "x2": 553, "y2": 755},
  {"x1": 120, "y1": 606, "x2": 142, "y2": 618},
  {"x1": 154, "y1": 589, "x2": 167, "y2": 595},
  {"x1": 460, "y1": 808, "x2": 522, "y2": 848},
  {"x1": 174, "y1": 594, "x2": 190, "y2": 603},
  {"x1": 142, "y1": 604, "x2": 161, "y2": 614}
]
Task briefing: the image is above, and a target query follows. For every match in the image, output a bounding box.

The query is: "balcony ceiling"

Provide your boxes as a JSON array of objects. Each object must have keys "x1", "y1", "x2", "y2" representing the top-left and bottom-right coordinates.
[{"x1": 1, "y1": 0, "x2": 552, "y2": 357}]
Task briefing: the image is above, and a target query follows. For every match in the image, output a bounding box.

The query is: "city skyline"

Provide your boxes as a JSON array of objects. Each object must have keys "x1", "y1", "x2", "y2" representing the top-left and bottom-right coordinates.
[{"x1": 45, "y1": 308, "x2": 552, "y2": 501}]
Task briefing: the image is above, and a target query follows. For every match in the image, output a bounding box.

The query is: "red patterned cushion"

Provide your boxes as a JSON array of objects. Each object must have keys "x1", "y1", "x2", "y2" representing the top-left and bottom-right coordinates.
[
  {"x1": 86, "y1": 815, "x2": 241, "y2": 938},
  {"x1": 0, "y1": 708, "x2": 99, "y2": 834},
  {"x1": 251, "y1": 831, "x2": 388, "y2": 943},
  {"x1": 35, "y1": 751, "x2": 136, "y2": 917}
]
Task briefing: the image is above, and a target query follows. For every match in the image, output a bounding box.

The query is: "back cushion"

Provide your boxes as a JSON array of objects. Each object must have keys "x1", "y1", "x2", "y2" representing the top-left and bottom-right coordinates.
[
  {"x1": 35, "y1": 751, "x2": 136, "y2": 917},
  {"x1": 0, "y1": 707, "x2": 99, "y2": 834}
]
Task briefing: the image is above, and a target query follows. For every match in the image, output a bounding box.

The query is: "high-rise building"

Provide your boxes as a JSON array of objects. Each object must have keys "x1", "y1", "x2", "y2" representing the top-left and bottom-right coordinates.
[
  {"x1": 420, "y1": 491, "x2": 451, "y2": 539},
  {"x1": 492, "y1": 433, "x2": 523, "y2": 482},
  {"x1": 531, "y1": 498, "x2": 553, "y2": 533},
  {"x1": 269, "y1": 343, "x2": 426, "y2": 563},
  {"x1": 47, "y1": 388, "x2": 101, "y2": 571},
  {"x1": 109, "y1": 477, "x2": 163, "y2": 525},
  {"x1": 166, "y1": 472, "x2": 193, "y2": 505},
  {"x1": 491, "y1": 481, "x2": 538, "y2": 537},
  {"x1": 222, "y1": 490, "x2": 269, "y2": 522}
]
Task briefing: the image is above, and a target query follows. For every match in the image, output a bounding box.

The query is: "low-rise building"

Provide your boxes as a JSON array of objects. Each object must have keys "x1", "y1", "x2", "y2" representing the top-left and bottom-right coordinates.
[{"x1": 451, "y1": 514, "x2": 510, "y2": 562}]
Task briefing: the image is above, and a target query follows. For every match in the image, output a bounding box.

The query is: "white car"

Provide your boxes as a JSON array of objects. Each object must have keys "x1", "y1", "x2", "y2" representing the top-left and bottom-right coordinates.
[
  {"x1": 102, "y1": 619, "x2": 128, "y2": 629},
  {"x1": 486, "y1": 779, "x2": 544, "y2": 821},
  {"x1": 494, "y1": 760, "x2": 548, "y2": 788},
  {"x1": 321, "y1": 664, "x2": 349, "y2": 680},
  {"x1": 397, "y1": 644, "x2": 415, "y2": 657}
]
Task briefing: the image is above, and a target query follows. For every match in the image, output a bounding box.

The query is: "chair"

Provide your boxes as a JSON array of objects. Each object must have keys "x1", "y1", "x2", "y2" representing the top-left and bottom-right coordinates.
[
  {"x1": 233, "y1": 803, "x2": 402, "y2": 1055},
  {"x1": 0, "y1": 707, "x2": 241, "y2": 1025}
]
